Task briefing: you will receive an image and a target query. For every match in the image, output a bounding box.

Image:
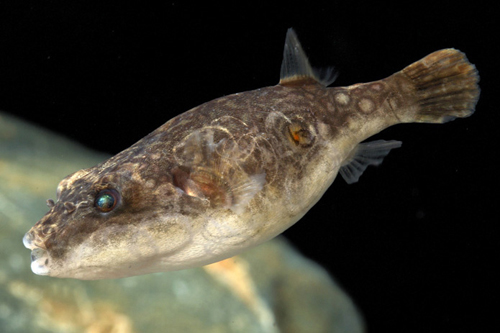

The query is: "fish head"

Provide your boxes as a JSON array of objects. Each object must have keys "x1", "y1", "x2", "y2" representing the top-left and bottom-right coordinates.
[{"x1": 22, "y1": 159, "x2": 195, "y2": 280}]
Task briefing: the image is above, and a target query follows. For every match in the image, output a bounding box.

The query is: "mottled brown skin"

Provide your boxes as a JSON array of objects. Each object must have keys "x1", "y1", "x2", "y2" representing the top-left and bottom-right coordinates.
[{"x1": 23, "y1": 30, "x2": 479, "y2": 279}]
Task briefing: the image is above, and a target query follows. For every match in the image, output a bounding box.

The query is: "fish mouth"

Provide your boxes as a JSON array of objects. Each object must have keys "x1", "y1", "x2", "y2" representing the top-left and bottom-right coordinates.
[{"x1": 22, "y1": 231, "x2": 50, "y2": 276}]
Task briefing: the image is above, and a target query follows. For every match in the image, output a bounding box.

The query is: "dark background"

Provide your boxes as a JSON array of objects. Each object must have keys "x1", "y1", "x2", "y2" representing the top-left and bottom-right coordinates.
[{"x1": 0, "y1": 2, "x2": 496, "y2": 332}]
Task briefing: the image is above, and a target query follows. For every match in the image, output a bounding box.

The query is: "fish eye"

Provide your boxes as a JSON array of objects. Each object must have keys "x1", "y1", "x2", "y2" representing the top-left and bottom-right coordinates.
[{"x1": 95, "y1": 189, "x2": 119, "y2": 213}]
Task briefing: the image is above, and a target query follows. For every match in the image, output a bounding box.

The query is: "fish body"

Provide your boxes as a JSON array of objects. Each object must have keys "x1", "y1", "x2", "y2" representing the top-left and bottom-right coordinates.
[{"x1": 23, "y1": 29, "x2": 479, "y2": 279}]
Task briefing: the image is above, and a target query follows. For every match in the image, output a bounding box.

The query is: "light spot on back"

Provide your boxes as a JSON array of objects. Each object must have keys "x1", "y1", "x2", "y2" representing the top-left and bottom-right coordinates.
[
  {"x1": 358, "y1": 98, "x2": 375, "y2": 113},
  {"x1": 145, "y1": 179, "x2": 156, "y2": 189},
  {"x1": 335, "y1": 93, "x2": 350, "y2": 105}
]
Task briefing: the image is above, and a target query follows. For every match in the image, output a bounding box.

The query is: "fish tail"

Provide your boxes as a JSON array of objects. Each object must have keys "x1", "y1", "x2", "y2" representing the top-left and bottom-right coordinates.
[{"x1": 389, "y1": 49, "x2": 480, "y2": 123}]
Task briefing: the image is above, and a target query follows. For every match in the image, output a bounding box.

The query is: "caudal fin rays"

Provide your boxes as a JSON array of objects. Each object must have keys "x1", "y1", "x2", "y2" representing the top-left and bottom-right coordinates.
[{"x1": 399, "y1": 48, "x2": 480, "y2": 123}]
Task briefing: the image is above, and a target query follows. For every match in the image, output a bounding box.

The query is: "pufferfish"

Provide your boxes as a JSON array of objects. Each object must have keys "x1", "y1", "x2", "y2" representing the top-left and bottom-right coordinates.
[{"x1": 23, "y1": 29, "x2": 480, "y2": 280}]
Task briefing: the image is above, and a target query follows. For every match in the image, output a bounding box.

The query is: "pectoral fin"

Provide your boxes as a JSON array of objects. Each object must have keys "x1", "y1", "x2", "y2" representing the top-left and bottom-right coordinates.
[
  {"x1": 173, "y1": 166, "x2": 265, "y2": 214},
  {"x1": 172, "y1": 129, "x2": 266, "y2": 213}
]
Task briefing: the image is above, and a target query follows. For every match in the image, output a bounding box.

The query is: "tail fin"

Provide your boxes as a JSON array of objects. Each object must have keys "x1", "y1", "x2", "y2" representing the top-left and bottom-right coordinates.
[{"x1": 391, "y1": 49, "x2": 480, "y2": 123}]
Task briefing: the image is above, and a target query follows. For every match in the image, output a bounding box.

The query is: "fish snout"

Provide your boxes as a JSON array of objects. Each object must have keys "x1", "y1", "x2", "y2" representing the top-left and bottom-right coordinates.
[
  {"x1": 22, "y1": 230, "x2": 51, "y2": 276},
  {"x1": 22, "y1": 230, "x2": 35, "y2": 250}
]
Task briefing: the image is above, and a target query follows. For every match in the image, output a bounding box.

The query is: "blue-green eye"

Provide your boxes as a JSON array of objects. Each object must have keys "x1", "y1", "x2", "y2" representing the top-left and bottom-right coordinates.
[{"x1": 95, "y1": 189, "x2": 119, "y2": 212}]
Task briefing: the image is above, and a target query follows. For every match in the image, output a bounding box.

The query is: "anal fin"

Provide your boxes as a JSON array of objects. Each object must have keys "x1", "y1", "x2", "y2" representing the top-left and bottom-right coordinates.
[{"x1": 340, "y1": 140, "x2": 402, "y2": 184}]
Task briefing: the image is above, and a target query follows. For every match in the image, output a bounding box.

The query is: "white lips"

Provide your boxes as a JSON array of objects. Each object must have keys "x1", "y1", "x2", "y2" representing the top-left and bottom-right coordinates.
[
  {"x1": 30, "y1": 248, "x2": 50, "y2": 275},
  {"x1": 23, "y1": 232, "x2": 50, "y2": 276},
  {"x1": 22, "y1": 232, "x2": 35, "y2": 250}
]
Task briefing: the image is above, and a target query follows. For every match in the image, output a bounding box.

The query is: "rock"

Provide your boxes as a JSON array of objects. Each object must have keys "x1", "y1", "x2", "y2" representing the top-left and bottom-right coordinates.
[{"x1": 0, "y1": 112, "x2": 364, "y2": 333}]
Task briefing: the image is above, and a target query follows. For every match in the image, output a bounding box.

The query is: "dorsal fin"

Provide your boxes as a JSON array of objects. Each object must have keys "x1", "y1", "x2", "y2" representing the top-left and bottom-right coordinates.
[{"x1": 279, "y1": 28, "x2": 337, "y2": 87}]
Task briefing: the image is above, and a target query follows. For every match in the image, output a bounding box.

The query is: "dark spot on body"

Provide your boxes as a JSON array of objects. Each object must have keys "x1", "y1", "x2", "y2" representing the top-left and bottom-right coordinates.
[
  {"x1": 63, "y1": 202, "x2": 76, "y2": 214},
  {"x1": 42, "y1": 226, "x2": 54, "y2": 235}
]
